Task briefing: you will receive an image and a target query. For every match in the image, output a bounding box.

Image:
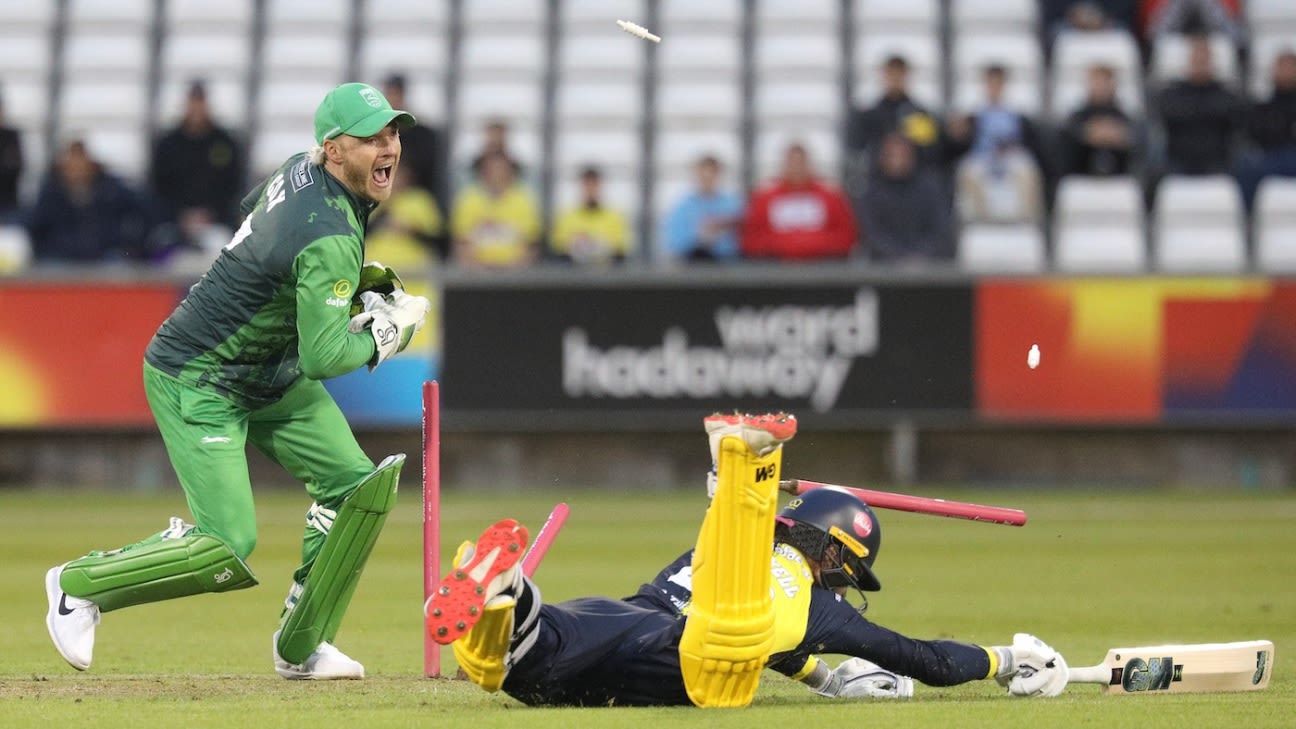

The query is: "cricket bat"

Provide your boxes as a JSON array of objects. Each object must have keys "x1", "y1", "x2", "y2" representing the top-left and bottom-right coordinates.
[{"x1": 1067, "y1": 640, "x2": 1274, "y2": 694}]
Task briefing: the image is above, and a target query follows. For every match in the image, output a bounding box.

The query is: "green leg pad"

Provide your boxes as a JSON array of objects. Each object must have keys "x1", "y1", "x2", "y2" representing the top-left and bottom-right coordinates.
[
  {"x1": 60, "y1": 533, "x2": 257, "y2": 613},
  {"x1": 277, "y1": 453, "x2": 403, "y2": 664}
]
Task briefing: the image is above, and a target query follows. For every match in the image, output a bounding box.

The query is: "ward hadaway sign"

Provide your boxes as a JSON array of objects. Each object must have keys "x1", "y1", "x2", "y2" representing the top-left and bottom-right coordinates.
[{"x1": 442, "y1": 283, "x2": 973, "y2": 425}]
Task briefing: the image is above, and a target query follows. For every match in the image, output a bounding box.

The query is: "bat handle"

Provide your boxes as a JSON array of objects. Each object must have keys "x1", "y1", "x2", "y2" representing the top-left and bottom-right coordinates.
[
  {"x1": 1066, "y1": 664, "x2": 1112, "y2": 685},
  {"x1": 778, "y1": 479, "x2": 801, "y2": 494}
]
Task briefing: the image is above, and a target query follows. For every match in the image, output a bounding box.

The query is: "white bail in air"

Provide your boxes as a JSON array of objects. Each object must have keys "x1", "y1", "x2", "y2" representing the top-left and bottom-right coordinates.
[{"x1": 1027, "y1": 344, "x2": 1041, "y2": 369}]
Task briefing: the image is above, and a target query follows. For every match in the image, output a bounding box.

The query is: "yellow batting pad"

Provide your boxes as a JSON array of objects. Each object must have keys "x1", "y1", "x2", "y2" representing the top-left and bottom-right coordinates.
[
  {"x1": 679, "y1": 435, "x2": 782, "y2": 708},
  {"x1": 451, "y1": 598, "x2": 516, "y2": 693}
]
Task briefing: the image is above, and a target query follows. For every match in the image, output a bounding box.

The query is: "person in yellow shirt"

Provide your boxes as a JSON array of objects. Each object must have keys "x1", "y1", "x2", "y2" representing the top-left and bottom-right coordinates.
[
  {"x1": 550, "y1": 166, "x2": 631, "y2": 265},
  {"x1": 366, "y1": 164, "x2": 444, "y2": 270},
  {"x1": 451, "y1": 149, "x2": 540, "y2": 268}
]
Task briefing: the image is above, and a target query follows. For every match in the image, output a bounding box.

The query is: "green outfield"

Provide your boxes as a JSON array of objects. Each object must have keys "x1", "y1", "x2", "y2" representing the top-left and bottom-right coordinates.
[{"x1": 1, "y1": 486, "x2": 1292, "y2": 728}]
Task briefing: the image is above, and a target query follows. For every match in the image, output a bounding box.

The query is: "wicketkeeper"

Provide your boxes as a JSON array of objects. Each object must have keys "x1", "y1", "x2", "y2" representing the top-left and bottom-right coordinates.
[
  {"x1": 426, "y1": 413, "x2": 1069, "y2": 706},
  {"x1": 45, "y1": 82, "x2": 430, "y2": 679}
]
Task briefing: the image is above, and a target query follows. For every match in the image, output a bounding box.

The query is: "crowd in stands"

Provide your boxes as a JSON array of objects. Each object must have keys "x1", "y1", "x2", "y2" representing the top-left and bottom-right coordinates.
[{"x1": 1, "y1": 0, "x2": 1295, "y2": 272}]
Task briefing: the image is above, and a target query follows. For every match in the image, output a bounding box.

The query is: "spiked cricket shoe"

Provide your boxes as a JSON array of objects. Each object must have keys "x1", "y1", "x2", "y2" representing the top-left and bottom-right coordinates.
[{"x1": 425, "y1": 519, "x2": 528, "y2": 645}]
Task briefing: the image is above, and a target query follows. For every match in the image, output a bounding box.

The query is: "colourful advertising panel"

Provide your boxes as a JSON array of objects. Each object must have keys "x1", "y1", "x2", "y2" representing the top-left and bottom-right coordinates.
[
  {"x1": 976, "y1": 278, "x2": 1296, "y2": 422},
  {"x1": 0, "y1": 282, "x2": 183, "y2": 427}
]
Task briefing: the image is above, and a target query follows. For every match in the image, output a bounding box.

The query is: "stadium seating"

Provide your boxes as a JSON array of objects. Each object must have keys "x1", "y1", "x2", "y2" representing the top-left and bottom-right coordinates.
[
  {"x1": 1254, "y1": 177, "x2": 1296, "y2": 272},
  {"x1": 1153, "y1": 175, "x2": 1247, "y2": 273},
  {"x1": 1053, "y1": 176, "x2": 1147, "y2": 273},
  {"x1": 958, "y1": 223, "x2": 1047, "y2": 273},
  {"x1": 6, "y1": 0, "x2": 1296, "y2": 271}
]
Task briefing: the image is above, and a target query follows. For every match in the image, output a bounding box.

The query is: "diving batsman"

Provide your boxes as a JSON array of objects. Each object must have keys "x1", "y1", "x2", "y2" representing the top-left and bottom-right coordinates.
[
  {"x1": 426, "y1": 413, "x2": 1069, "y2": 706},
  {"x1": 44, "y1": 82, "x2": 429, "y2": 679}
]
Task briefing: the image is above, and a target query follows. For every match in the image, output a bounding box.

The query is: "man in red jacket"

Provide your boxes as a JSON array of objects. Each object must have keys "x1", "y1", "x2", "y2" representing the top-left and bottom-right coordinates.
[{"x1": 741, "y1": 143, "x2": 859, "y2": 260}]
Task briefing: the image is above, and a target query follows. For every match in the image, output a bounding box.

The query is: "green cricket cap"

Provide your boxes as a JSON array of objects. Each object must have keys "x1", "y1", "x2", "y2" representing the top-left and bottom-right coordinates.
[{"x1": 313, "y1": 82, "x2": 416, "y2": 144}]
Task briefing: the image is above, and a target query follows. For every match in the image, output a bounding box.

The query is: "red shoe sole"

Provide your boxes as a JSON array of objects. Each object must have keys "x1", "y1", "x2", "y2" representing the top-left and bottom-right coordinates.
[{"x1": 425, "y1": 519, "x2": 529, "y2": 646}]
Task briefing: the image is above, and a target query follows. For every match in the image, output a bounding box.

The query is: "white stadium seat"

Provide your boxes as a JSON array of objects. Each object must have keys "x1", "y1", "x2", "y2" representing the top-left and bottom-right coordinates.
[
  {"x1": 855, "y1": 0, "x2": 940, "y2": 35},
  {"x1": 959, "y1": 224, "x2": 1046, "y2": 273},
  {"x1": 262, "y1": 34, "x2": 348, "y2": 78},
  {"x1": 358, "y1": 34, "x2": 449, "y2": 80},
  {"x1": 659, "y1": 0, "x2": 743, "y2": 28},
  {"x1": 364, "y1": 0, "x2": 449, "y2": 27},
  {"x1": 460, "y1": 34, "x2": 547, "y2": 77},
  {"x1": 1055, "y1": 227, "x2": 1146, "y2": 272},
  {"x1": 62, "y1": 33, "x2": 151, "y2": 75},
  {"x1": 556, "y1": 82, "x2": 643, "y2": 126},
  {"x1": 657, "y1": 34, "x2": 742, "y2": 80},
  {"x1": 564, "y1": 0, "x2": 648, "y2": 33},
  {"x1": 1254, "y1": 178, "x2": 1296, "y2": 272},
  {"x1": 1053, "y1": 176, "x2": 1147, "y2": 272},
  {"x1": 66, "y1": 0, "x2": 155, "y2": 26},
  {"x1": 1249, "y1": 0, "x2": 1296, "y2": 34},
  {"x1": 463, "y1": 0, "x2": 547, "y2": 29},
  {"x1": 265, "y1": 0, "x2": 351, "y2": 28},
  {"x1": 950, "y1": 0, "x2": 1038, "y2": 33},
  {"x1": 656, "y1": 82, "x2": 742, "y2": 126},
  {"x1": 559, "y1": 35, "x2": 645, "y2": 78},
  {"x1": 754, "y1": 34, "x2": 840, "y2": 78},
  {"x1": 1153, "y1": 175, "x2": 1247, "y2": 272},
  {"x1": 166, "y1": 0, "x2": 255, "y2": 29}
]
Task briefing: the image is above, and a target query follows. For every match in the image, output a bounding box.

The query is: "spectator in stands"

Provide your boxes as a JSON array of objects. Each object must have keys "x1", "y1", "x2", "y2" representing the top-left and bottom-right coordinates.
[
  {"x1": 1043, "y1": 0, "x2": 1140, "y2": 42},
  {"x1": 661, "y1": 155, "x2": 744, "y2": 262},
  {"x1": 469, "y1": 119, "x2": 524, "y2": 179},
  {"x1": 451, "y1": 149, "x2": 540, "y2": 268},
  {"x1": 847, "y1": 56, "x2": 945, "y2": 174},
  {"x1": 1141, "y1": 0, "x2": 1244, "y2": 45},
  {"x1": 1153, "y1": 34, "x2": 1245, "y2": 175},
  {"x1": 1048, "y1": 1, "x2": 1123, "y2": 47},
  {"x1": 380, "y1": 72, "x2": 449, "y2": 257},
  {"x1": 1236, "y1": 51, "x2": 1296, "y2": 209},
  {"x1": 366, "y1": 163, "x2": 444, "y2": 271},
  {"x1": 28, "y1": 137, "x2": 154, "y2": 264},
  {"x1": 0, "y1": 87, "x2": 22, "y2": 222},
  {"x1": 550, "y1": 165, "x2": 631, "y2": 265},
  {"x1": 1062, "y1": 64, "x2": 1138, "y2": 176},
  {"x1": 857, "y1": 133, "x2": 952, "y2": 263},
  {"x1": 149, "y1": 80, "x2": 243, "y2": 254},
  {"x1": 741, "y1": 143, "x2": 858, "y2": 260},
  {"x1": 950, "y1": 65, "x2": 1046, "y2": 224}
]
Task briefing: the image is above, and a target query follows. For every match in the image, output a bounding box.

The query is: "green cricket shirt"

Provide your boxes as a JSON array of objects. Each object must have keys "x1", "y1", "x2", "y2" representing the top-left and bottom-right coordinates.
[{"x1": 146, "y1": 153, "x2": 379, "y2": 408}]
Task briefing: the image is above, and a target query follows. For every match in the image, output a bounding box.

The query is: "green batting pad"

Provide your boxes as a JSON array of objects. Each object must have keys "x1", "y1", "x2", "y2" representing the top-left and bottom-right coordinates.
[
  {"x1": 60, "y1": 533, "x2": 257, "y2": 613},
  {"x1": 276, "y1": 453, "x2": 403, "y2": 664}
]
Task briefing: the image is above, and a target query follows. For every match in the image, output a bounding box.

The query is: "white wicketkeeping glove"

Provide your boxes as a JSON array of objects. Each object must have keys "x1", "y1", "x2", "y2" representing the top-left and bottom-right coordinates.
[
  {"x1": 350, "y1": 290, "x2": 431, "y2": 371},
  {"x1": 994, "y1": 633, "x2": 1069, "y2": 698}
]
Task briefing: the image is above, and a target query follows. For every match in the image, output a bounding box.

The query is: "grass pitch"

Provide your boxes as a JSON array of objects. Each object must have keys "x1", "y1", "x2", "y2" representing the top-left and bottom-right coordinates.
[{"x1": 1, "y1": 486, "x2": 1292, "y2": 728}]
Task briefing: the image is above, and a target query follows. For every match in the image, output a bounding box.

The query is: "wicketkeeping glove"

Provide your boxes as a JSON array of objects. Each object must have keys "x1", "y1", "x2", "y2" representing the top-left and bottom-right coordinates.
[
  {"x1": 349, "y1": 289, "x2": 431, "y2": 371},
  {"x1": 350, "y1": 261, "x2": 404, "y2": 317}
]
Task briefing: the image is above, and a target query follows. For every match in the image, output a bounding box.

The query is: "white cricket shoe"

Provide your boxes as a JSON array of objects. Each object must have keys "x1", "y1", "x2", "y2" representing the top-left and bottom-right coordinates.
[
  {"x1": 45, "y1": 563, "x2": 100, "y2": 671},
  {"x1": 272, "y1": 630, "x2": 365, "y2": 680}
]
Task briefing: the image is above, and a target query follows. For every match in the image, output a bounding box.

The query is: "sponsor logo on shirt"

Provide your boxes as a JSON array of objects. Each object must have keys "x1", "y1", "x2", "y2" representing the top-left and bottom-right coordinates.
[
  {"x1": 327, "y1": 280, "x2": 353, "y2": 308},
  {"x1": 291, "y1": 159, "x2": 315, "y2": 192}
]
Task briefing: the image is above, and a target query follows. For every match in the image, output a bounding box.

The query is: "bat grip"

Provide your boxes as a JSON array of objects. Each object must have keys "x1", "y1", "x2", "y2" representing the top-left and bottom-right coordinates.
[{"x1": 1066, "y1": 664, "x2": 1112, "y2": 685}]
